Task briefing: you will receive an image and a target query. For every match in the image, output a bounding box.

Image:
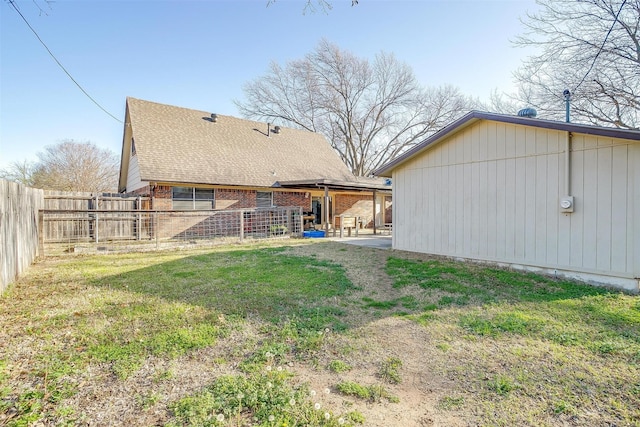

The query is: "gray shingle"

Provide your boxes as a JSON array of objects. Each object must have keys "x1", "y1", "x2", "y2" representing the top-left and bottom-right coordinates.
[{"x1": 128, "y1": 97, "x2": 354, "y2": 187}]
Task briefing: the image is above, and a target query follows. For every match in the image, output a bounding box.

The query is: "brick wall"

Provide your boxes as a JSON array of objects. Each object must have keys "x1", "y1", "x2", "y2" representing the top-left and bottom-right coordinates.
[
  {"x1": 335, "y1": 194, "x2": 374, "y2": 227},
  {"x1": 152, "y1": 185, "x2": 172, "y2": 210},
  {"x1": 274, "y1": 191, "x2": 310, "y2": 210},
  {"x1": 215, "y1": 188, "x2": 255, "y2": 209},
  {"x1": 151, "y1": 186, "x2": 311, "y2": 211},
  {"x1": 384, "y1": 196, "x2": 392, "y2": 223},
  {"x1": 151, "y1": 185, "x2": 359, "y2": 215},
  {"x1": 129, "y1": 185, "x2": 151, "y2": 197}
]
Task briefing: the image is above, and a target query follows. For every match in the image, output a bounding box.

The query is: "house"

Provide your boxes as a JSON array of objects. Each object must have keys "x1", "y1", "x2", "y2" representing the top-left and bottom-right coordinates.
[
  {"x1": 374, "y1": 111, "x2": 640, "y2": 292},
  {"x1": 118, "y1": 97, "x2": 391, "y2": 231}
]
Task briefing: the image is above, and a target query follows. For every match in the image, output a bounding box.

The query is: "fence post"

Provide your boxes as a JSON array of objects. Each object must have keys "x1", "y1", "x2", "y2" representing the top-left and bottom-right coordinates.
[
  {"x1": 155, "y1": 211, "x2": 159, "y2": 250},
  {"x1": 285, "y1": 208, "x2": 290, "y2": 237},
  {"x1": 38, "y1": 210, "x2": 45, "y2": 256},
  {"x1": 297, "y1": 207, "x2": 303, "y2": 236},
  {"x1": 136, "y1": 196, "x2": 142, "y2": 241},
  {"x1": 239, "y1": 210, "x2": 244, "y2": 242},
  {"x1": 94, "y1": 195, "x2": 99, "y2": 243}
]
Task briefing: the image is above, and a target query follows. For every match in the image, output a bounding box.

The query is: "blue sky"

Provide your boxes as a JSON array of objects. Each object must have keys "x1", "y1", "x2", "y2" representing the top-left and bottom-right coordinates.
[{"x1": 0, "y1": 0, "x2": 538, "y2": 169}]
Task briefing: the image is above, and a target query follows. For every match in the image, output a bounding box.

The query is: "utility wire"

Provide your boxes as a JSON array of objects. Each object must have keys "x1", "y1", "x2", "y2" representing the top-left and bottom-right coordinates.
[
  {"x1": 8, "y1": 0, "x2": 122, "y2": 123},
  {"x1": 574, "y1": 0, "x2": 627, "y2": 92}
]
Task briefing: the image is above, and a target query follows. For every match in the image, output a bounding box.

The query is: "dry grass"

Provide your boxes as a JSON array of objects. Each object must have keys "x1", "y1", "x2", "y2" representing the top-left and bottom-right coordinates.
[{"x1": 1, "y1": 239, "x2": 638, "y2": 426}]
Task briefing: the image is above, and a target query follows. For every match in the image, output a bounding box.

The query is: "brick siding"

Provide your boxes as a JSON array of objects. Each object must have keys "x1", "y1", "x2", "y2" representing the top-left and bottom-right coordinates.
[
  {"x1": 384, "y1": 196, "x2": 392, "y2": 223},
  {"x1": 215, "y1": 188, "x2": 256, "y2": 209},
  {"x1": 335, "y1": 194, "x2": 374, "y2": 227},
  {"x1": 150, "y1": 186, "x2": 311, "y2": 211},
  {"x1": 274, "y1": 191, "x2": 310, "y2": 210},
  {"x1": 152, "y1": 185, "x2": 172, "y2": 210}
]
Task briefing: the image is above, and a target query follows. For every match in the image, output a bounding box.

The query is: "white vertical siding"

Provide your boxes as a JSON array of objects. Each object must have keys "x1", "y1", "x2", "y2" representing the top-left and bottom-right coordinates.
[
  {"x1": 392, "y1": 120, "x2": 638, "y2": 283},
  {"x1": 126, "y1": 154, "x2": 149, "y2": 192}
]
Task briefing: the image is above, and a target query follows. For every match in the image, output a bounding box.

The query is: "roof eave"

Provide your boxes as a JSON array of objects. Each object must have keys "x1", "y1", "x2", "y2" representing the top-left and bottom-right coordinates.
[
  {"x1": 373, "y1": 111, "x2": 640, "y2": 177},
  {"x1": 277, "y1": 178, "x2": 392, "y2": 192}
]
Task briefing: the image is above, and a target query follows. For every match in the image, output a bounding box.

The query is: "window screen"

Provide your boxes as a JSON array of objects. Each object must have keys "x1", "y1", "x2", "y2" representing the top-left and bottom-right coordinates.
[
  {"x1": 172, "y1": 187, "x2": 215, "y2": 210},
  {"x1": 256, "y1": 191, "x2": 272, "y2": 208}
]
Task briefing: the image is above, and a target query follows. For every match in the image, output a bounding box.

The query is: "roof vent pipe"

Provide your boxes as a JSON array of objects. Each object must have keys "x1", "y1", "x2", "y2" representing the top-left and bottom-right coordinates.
[
  {"x1": 273, "y1": 126, "x2": 281, "y2": 134},
  {"x1": 563, "y1": 89, "x2": 571, "y2": 123},
  {"x1": 267, "y1": 122, "x2": 270, "y2": 137},
  {"x1": 517, "y1": 107, "x2": 537, "y2": 118},
  {"x1": 211, "y1": 113, "x2": 218, "y2": 123}
]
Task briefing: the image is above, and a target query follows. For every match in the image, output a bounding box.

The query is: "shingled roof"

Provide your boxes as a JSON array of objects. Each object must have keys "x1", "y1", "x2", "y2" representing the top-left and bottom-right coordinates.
[{"x1": 119, "y1": 97, "x2": 354, "y2": 192}]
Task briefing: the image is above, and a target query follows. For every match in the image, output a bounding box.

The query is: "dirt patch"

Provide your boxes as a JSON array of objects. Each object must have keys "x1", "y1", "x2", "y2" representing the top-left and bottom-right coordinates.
[{"x1": 291, "y1": 316, "x2": 467, "y2": 427}]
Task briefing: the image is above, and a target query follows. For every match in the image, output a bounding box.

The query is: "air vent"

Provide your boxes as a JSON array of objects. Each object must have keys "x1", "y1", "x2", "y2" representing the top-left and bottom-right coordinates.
[{"x1": 517, "y1": 108, "x2": 537, "y2": 118}]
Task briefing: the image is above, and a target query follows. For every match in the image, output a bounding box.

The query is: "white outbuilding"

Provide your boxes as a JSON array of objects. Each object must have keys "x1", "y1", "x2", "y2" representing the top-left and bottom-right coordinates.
[{"x1": 374, "y1": 111, "x2": 640, "y2": 293}]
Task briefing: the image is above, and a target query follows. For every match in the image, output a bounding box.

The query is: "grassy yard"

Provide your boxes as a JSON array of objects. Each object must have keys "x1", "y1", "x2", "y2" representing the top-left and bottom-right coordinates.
[{"x1": 1, "y1": 240, "x2": 638, "y2": 426}]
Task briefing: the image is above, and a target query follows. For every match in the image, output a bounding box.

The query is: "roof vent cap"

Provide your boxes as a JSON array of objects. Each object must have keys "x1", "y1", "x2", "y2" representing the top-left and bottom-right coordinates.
[
  {"x1": 273, "y1": 126, "x2": 281, "y2": 134},
  {"x1": 210, "y1": 113, "x2": 218, "y2": 122},
  {"x1": 517, "y1": 108, "x2": 537, "y2": 118}
]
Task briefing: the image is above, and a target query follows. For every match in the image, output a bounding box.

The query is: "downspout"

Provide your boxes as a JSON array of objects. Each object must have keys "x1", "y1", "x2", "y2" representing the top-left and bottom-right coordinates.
[
  {"x1": 565, "y1": 132, "x2": 572, "y2": 197},
  {"x1": 561, "y1": 90, "x2": 574, "y2": 213}
]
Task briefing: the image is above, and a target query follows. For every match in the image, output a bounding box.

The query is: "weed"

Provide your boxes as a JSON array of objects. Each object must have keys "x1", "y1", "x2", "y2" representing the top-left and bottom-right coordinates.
[
  {"x1": 336, "y1": 381, "x2": 370, "y2": 399},
  {"x1": 489, "y1": 375, "x2": 516, "y2": 396},
  {"x1": 169, "y1": 366, "x2": 354, "y2": 426},
  {"x1": 436, "y1": 343, "x2": 450, "y2": 352},
  {"x1": 328, "y1": 360, "x2": 352, "y2": 373},
  {"x1": 346, "y1": 410, "x2": 366, "y2": 424},
  {"x1": 379, "y1": 357, "x2": 402, "y2": 384},
  {"x1": 438, "y1": 395, "x2": 465, "y2": 410},
  {"x1": 335, "y1": 381, "x2": 399, "y2": 403},
  {"x1": 552, "y1": 400, "x2": 575, "y2": 415},
  {"x1": 136, "y1": 392, "x2": 161, "y2": 409}
]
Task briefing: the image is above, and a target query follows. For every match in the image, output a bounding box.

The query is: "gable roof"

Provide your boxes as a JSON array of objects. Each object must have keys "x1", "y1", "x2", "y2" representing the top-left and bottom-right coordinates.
[
  {"x1": 373, "y1": 110, "x2": 640, "y2": 177},
  {"x1": 118, "y1": 97, "x2": 354, "y2": 192}
]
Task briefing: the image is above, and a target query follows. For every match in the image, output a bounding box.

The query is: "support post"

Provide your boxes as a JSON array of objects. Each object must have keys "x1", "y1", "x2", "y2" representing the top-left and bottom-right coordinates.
[
  {"x1": 239, "y1": 210, "x2": 244, "y2": 242},
  {"x1": 372, "y1": 189, "x2": 377, "y2": 235},
  {"x1": 298, "y1": 207, "x2": 303, "y2": 236},
  {"x1": 324, "y1": 186, "x2": 329, "y2": 234}
]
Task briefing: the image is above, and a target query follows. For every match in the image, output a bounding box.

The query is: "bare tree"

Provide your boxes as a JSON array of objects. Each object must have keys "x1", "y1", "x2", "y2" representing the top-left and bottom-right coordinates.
[
  {"x1": 267, "y1": 0, "x2": 358, "y2": 14},
  {"x1": 0, "y1": 160, "x2": 37, "y2": 186},
  {"x1": 478, "y1": 89, "x2": 525, "y2": 115},
  {"x1": 514, "y1": 0, "x2": 639, "y2": 129},
  {"x1": 20, "y1": 140, "x2": 119, "y2": 192},
  {"x1": 237, "y1": 40, "x2": 473, "y2": 176}
]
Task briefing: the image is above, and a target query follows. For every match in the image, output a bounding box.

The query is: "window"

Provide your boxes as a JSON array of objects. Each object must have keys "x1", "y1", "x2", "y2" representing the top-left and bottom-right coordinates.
[
  {"x1": 172, "y1": 187, "x2": 215, "y2": 210},
  {"x1": 256, "y1": 191, "x2": 272, "y2": 208}
]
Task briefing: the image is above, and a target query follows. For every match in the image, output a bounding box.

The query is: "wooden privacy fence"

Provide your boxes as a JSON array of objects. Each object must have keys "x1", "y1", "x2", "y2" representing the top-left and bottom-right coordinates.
[
  {"x1": 44, "y1": 190, "x2": 150, "y2": 210},
  {"x1": 2, "y1": 186, "x2": 305, "y2": 291},
  {"x1": 42, "y1": 207, "x2": 304, "y2": 249},
  {"x1": 1, "y1": 180, "x2": 44, "y2": 293}
]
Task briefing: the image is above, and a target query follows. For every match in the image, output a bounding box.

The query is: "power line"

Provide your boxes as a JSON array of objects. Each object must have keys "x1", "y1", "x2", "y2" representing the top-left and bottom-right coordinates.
[
  {"x1": 8, "y1": 0, "x2": 122, "y2": 123},
  {"x1": 574, "y1": 0, "x2": 628, "y2": 92}
]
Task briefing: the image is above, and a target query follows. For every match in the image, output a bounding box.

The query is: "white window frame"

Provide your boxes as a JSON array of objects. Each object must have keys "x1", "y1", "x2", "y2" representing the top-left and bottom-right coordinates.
[{"x1": 172, "y1": 187, "x2": 215, "y2": 210}]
